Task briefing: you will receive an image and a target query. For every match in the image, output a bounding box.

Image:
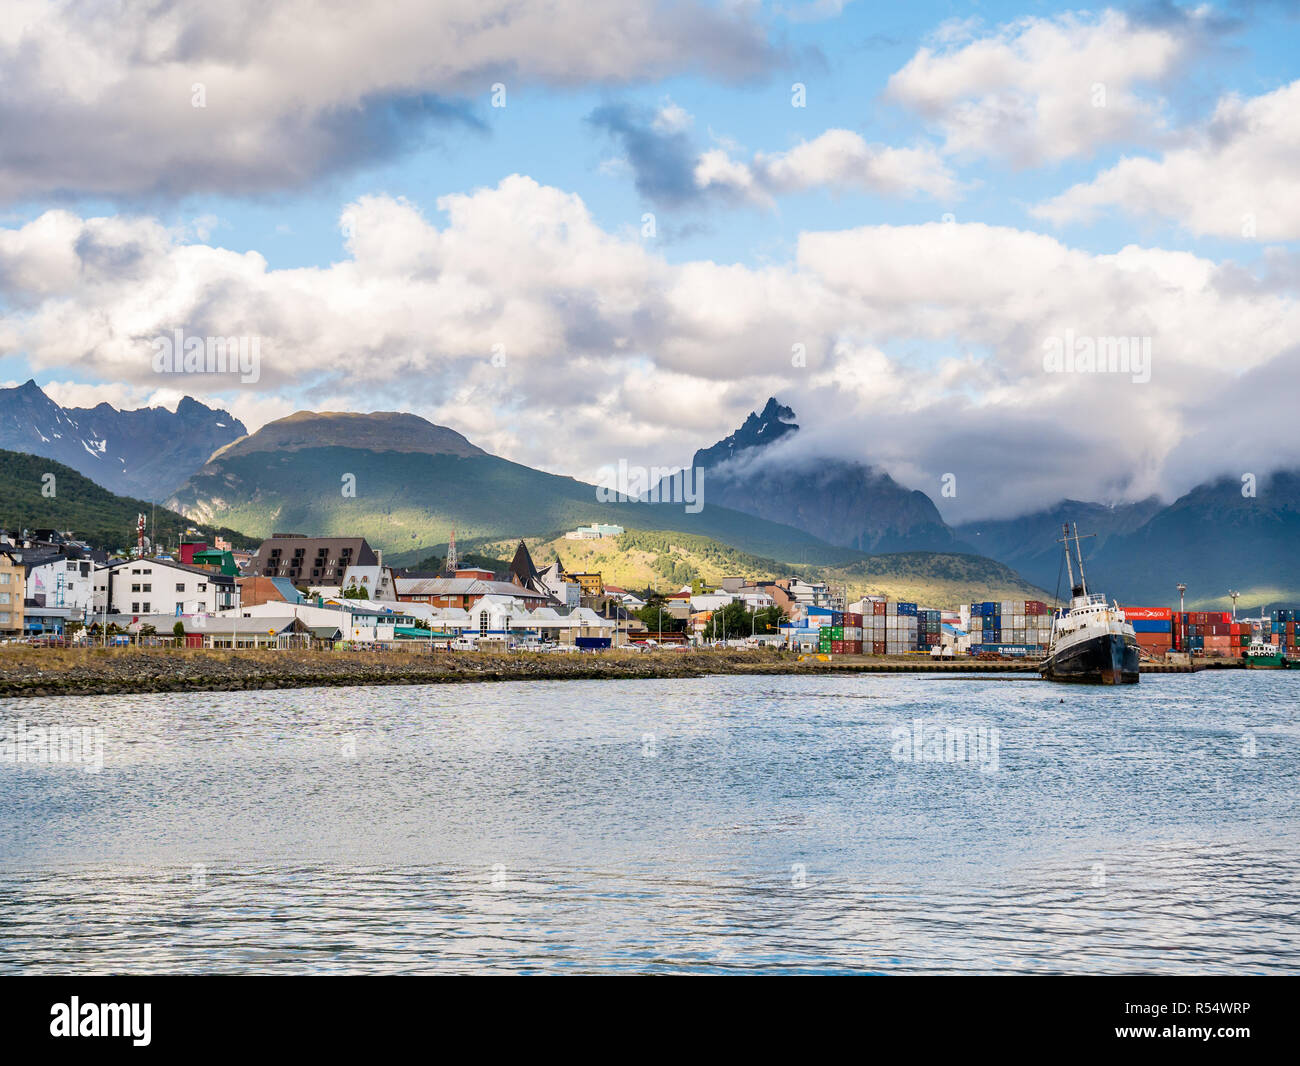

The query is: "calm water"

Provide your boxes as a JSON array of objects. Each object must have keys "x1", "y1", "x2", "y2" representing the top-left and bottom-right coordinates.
[{"x1": 0, "y1": 671, "x2": 1296, "y2": 974}]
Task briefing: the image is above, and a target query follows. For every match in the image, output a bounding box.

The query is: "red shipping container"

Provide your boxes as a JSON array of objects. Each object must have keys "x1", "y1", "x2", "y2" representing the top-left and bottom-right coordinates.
[
  {"x1": 873, "y1": 602, "x2": 886, "y2": 616},
  {"x1": 872, "y1": 641, "x2": 885, "y2": 655}
]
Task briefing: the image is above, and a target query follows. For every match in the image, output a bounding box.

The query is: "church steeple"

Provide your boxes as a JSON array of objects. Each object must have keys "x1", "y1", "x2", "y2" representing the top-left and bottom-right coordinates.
[{"x1": 509, "y1": 539, "x2": 539, "y2": 588}]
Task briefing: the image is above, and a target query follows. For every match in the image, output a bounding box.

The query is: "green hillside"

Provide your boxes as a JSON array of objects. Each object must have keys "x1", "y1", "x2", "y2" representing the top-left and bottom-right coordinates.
[
  {"x1": 167, "y1": 446, "x2": 868, "y2": 566},
  {"x1": 0, "y1": 448, "x2": 251, "y2": 552},
  {"x1": 458, "y1": 529, "x2": 1049, "y2": 609}
]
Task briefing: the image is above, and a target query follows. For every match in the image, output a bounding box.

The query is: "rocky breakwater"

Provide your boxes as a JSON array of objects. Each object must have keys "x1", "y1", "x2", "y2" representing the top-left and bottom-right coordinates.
[{"x1": 0, "y1": 646, "x2": 815, "y2": 699}]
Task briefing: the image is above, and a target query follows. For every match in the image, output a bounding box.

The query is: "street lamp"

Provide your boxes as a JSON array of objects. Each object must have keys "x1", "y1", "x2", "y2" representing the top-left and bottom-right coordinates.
[
  {"x1": 1229, "y1": 590, "x2": 1239, "y2": 621},
  {"x1": 1177, "y1": 583, "x2": 1186, "y2": 614}
]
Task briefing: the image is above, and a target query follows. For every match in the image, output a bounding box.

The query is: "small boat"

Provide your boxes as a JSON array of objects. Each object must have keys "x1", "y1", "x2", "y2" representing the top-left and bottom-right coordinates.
[
  {"x1": 1244, "y1": 639, "x2": 1288, "y2": 669},
  {"x1": 1040, "y1": 523, "x2": 1140, "y2": 685}
]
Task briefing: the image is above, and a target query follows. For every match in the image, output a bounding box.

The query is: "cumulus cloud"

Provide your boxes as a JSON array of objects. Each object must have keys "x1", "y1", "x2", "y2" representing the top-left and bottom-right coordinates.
[
  {"x1": 885, "y1": 8, "x2": 1202, "y2": 166},
  {"x1": 2, "y1": 177, "x2": 1298, "y2": 519},
  {"x1": 592, "y1": 103, "x2": 959, "y2": 207},
  {"x1": 1034, "y1": 79, "x2": 1300, "y2": 239},
  {"x1": 0, "y1": 0, "x2": 781, "y2": 202},
  {"x1": 701, "y1": 129, "x2": 961, "y2": 202}
]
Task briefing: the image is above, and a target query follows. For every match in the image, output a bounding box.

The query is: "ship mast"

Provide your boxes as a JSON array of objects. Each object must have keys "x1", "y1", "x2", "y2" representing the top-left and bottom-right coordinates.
[
  {"x1": 1073, "y1": 522, "x2": 1088, "y2": 597},
  {"x1": 1057, "y1": 523, "x2": 1097, "y2": 600},
  {"x1": 1060, "y1": 523, "x2": 1077, "y2": 597}
]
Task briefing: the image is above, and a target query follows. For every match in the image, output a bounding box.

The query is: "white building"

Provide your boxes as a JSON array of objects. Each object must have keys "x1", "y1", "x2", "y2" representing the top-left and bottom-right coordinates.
[
  {"x1": 339, "y1": 564, "x2": 398, "y2": 601},
  {"x1": 690, "y1": 590, "x2": 776, "y2": 612},
  {"x1": 564, "y1": 524, "x2": 624, "y2": 540},
  {"x1": 97, "y1": 558, "x2": 239, "y2": 618},
  {"x1": 25, "y1": 555, "x2": 98, "y2": 620},
  {"x1": 534, "y1": 561, "x2": 581, "y2": 607}
]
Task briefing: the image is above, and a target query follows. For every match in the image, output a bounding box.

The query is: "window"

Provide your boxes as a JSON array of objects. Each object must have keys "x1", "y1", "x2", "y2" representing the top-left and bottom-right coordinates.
[
  {"x1": 479, "y1": 611, "x2": 489, "y2": 636},
  {"x1": 176, "y1": 583, "x2": 185, "y2": 592},
  {"x1": 175, "y1": 603, "x2": 183, "y2": 613},
  {"x1": 0, "y1": 573, "x2": 7, "y2": 584},
  {"x1": 0, "y1": 593, "x2": 8, "y2": 605},
  {"x1": 132, "y1": 603, "x2": 139, "y2": 612},
  {"x1": 198, "y1": 583, "x2": 207, "y2": 592},
  {"x1": 0, "y1": 613, "x2": 8, "y2": 624},
  {"x1": 142, "y1": 584, "x2": 152, "y2": 593},
  {"x1": 132, "y1": 583, "x2": 141, "y2": 593}
]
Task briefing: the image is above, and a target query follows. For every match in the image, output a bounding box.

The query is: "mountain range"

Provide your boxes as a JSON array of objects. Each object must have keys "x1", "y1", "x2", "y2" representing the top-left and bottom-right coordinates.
[
  {"x1": 0, "y1": 380, "x2": 245, "y2": 499},
  {"x1": 163, "y1": 408, "x2": 867, "y2": 566},
  {"x1": 667, "y1": 397, "x2": 1300, "y2": 608},
  {"x1": 4, "y1": 381, "x2": 1297, "y2": 608}
]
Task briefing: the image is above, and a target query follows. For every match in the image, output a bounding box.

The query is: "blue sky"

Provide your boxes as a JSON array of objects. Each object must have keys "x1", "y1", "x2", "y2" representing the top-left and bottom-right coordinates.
[
  {"x1": 6, "y1": 0, "x2": 1295, "y2": 269},
  {"x1": 1, "y1": 1, "x2": 1298, "y2": 518}
]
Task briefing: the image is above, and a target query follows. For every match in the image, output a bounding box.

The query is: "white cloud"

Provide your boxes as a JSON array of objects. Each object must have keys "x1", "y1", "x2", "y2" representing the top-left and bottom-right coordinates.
[
  {"x1": 886, "y1": 8, "x2": 1198, "y2": 166},
  {"x1": 1034, "y1": 79, "x2": 1300, "y2": 239},
  {"x1": 2, "y1": 177, "x2": 1298, "y2": 518},
  {"x1": 697, "y1": 129, "x2": 961, "y2": 203},
  {"x1": 0, "y1": 0, "x2": 779, "y2": 201}
]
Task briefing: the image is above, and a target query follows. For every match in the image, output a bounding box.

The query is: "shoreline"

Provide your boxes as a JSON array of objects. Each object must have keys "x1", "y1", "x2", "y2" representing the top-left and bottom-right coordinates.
[{"x1": 0, "y1": 646, "x2": 1213, "y2": 699}]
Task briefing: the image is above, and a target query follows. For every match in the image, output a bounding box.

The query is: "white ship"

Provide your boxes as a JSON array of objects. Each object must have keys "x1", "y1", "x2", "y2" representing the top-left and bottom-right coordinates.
[{"x1": 1040, "y1": 523, "x2": 1140, "y2": 685}]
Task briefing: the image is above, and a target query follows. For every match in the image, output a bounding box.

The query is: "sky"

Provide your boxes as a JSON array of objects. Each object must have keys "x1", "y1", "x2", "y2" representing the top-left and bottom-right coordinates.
[{"x1": 1, "y1": 0, "x2": 1298, "y2": 521}]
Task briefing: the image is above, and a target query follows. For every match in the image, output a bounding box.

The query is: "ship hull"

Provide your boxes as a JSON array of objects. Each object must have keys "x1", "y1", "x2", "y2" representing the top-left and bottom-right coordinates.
[
  {"x1": 1245, "y1": 656, "x2": 1288, "y2": 669},
  {"x1": 1040, "y1": 632, "x2": 1140, "y2": 684}
]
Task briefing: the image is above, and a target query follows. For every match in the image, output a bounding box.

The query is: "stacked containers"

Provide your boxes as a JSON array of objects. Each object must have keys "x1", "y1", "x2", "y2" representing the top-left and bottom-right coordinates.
[
  {"x1": 837, "y1": 611, "x2": 863, "y2": 655},
  {"x1": 1173, "y1": 610, "x2": 1236, "y2": 656},
  {"x1": 1273, "y1": 610, "x2": 1297, "y2": 654},
  {"x1": 869, "y1": 600, "x2": 886, "y2": 655},
  {"x1": 966, "y1": 600, "x2": 1051, "y2": 654},
  {"x1": 820, "y1": 610, "x2": 864, "y2": 655},
  {"x1": 1124, "y1": 606, "x2": 1172, "y2": 658},
  {"x1": 916, "y1": 609, "x2": 942, "y2": 650}
]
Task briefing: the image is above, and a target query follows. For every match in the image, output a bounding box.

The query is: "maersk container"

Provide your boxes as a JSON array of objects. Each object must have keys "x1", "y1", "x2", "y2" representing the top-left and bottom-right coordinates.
[{"x1": 973, "y1": 643, "x2": 1037, "y2": 657}]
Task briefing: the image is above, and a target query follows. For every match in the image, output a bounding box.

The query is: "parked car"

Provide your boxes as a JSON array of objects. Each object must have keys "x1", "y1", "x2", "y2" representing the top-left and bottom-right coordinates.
[{"x1": 449, "y1": 637, "x2": 479, "y2": 651}]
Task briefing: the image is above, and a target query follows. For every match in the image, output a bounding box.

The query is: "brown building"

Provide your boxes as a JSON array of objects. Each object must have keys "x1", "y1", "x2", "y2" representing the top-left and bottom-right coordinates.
[
  {"x1": 248, "y1": 534, "x2": 377, "y2": 584},
  {"x1": 237, "y1": 576, "x2": 294, "y2": 608}
]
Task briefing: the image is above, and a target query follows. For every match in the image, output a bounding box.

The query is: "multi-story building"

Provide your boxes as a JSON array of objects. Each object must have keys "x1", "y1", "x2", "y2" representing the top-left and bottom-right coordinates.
[
  {"x1": 0, "y1": 549, "x2": 24, "y2": 637},
  {"x1": 96, "y1": 558, "x2": 240, "y2": 618},
  {"x1": 24, "y1": 553, "x2": 98, "y2": 621},
  {"x1": 248, "y1": 534, "x2": 378, "y2": 585}
]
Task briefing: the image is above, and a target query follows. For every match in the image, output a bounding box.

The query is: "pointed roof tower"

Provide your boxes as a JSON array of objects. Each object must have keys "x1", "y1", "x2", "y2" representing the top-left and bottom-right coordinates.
[{"x1": 509, "y1": 539, "x2": 539, "y2": 588}]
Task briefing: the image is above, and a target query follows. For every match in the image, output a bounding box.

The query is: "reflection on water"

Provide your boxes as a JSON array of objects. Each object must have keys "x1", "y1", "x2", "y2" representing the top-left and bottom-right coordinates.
[{"x1": 1, "y1": 672, "x2": 1296, "y2": 973}]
